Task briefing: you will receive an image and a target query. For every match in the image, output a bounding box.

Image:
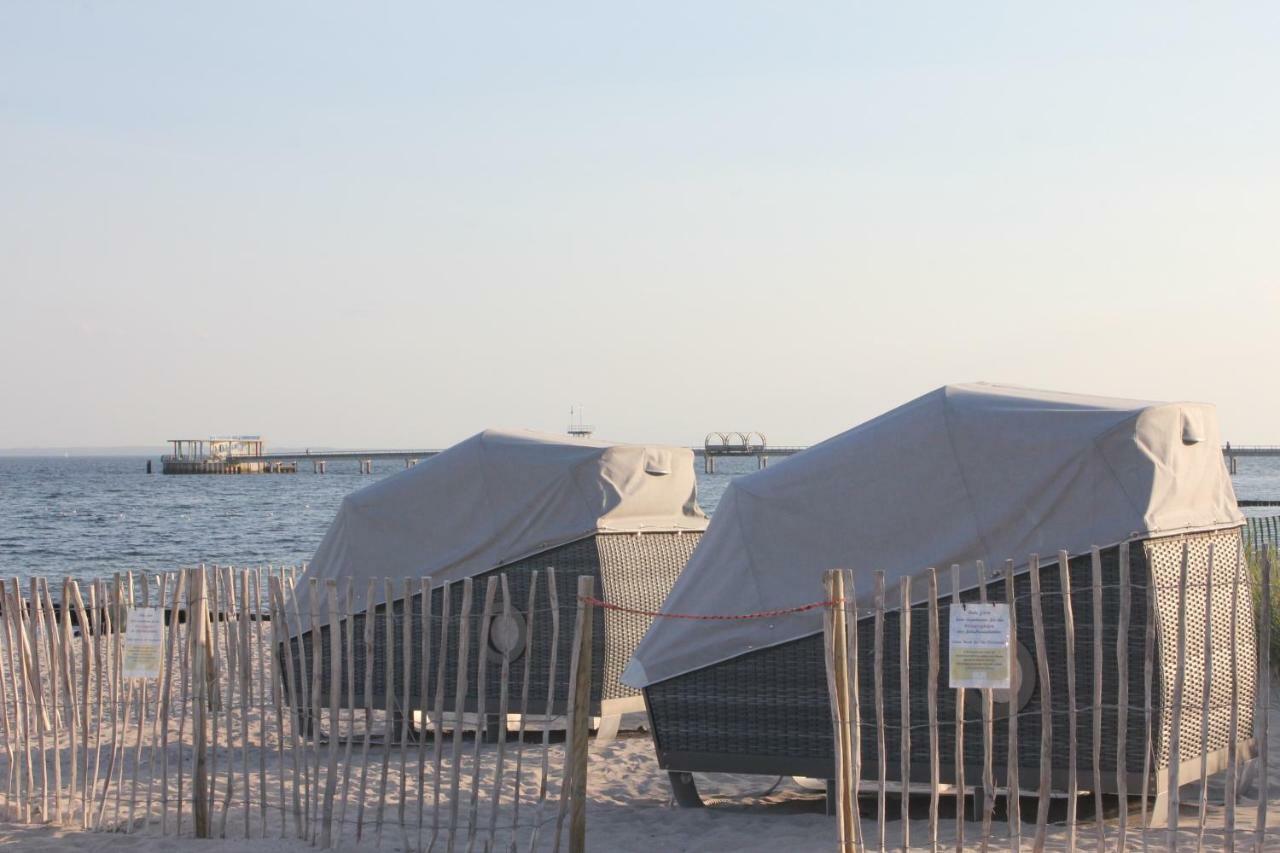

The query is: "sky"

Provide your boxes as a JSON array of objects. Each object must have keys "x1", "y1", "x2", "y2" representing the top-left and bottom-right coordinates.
[{"x1": 2, "y1": 3, "x2": 1278, "y2": 450}]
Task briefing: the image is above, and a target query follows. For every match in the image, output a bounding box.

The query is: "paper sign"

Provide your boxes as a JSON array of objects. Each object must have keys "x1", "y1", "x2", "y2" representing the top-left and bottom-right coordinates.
[
  {"x1": 123, "y1": 607, "x2": 164, "y2": 679},
  {"x1": 948, "y1": 602, "x2": 1011, "y2": 689}
]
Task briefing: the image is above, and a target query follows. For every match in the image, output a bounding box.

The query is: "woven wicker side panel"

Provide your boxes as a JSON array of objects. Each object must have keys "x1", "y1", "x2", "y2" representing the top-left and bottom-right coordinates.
[
  {"x1": 890, "y1": 545, "x2": 1162, "y2": 778},
  {"x1": 646, "y1": 635, "x2": 834, "y2": 760},
  {"x1": 595, "y1": 531, "x2": 702, "y2": 702},
  {"x1": 1147, "y1": 528, "x2": 1257, "y2": 770},
  {"x1": 648, "y1": 543, "x2": 1161, "y2": 783},
  {"x1": 286, "y1": 536, "x2": 606, "y2": 714}
]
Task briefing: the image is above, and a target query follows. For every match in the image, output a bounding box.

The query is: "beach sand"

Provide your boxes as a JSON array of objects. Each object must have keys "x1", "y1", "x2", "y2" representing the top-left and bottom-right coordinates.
[{"x1": 1, "y1": 690, "x2": 1277, "y2": 852}]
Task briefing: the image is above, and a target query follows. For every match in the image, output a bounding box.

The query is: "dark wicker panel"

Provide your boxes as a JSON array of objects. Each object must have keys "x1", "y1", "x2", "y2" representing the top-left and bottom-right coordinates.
[
  {"x1": 647, "y1": 529, "x2": 1254, "y2": 787},
  {"x1": 645, "y1": 632, "x2": 835, "y2": 760},
  {"x1": 284, "y1": 531, "x2": 699, "y2": 717},
  {"x1": 596, "y1": 531, "x2": 701, "y2": 702},
  {"x1": 283, "y1": 537, "x2": 602, "y2": 716}
]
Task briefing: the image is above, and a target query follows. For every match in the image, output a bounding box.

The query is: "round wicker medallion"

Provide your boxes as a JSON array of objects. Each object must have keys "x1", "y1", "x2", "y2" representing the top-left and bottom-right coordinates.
[{"x1": 488, "y1": 610, "x2": 527, "y2": 661}]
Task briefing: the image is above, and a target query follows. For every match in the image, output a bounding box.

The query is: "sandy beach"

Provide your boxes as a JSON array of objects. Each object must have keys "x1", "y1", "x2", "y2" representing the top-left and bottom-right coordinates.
[{"x1": 0, "y1": 689, "x2": 1275, "y2": 852}]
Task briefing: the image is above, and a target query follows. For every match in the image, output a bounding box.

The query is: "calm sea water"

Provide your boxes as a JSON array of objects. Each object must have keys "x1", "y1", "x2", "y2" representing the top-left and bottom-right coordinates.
[{"x1": 0, "y1": 453, "x2": 1277, "y2": 581}]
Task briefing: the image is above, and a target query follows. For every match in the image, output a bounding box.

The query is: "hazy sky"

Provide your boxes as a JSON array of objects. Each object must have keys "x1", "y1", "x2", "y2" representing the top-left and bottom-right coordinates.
[{"x1": 2, "y1": 3, "x2": 1277, "y2": 449}]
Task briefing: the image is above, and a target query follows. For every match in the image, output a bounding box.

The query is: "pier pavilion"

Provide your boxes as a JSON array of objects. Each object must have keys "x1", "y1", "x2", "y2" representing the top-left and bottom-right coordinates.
[{"x1": 162, "y1": 436, "x2": 295, "y2": 474}]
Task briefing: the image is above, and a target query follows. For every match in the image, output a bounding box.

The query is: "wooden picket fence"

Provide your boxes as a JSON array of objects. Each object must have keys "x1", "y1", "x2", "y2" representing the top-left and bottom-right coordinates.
[
  {"x1": 823, "y1": 542, "x2": 1275, "y2": 852},
  {"x1": 0, "y1": 565, "x2": 596, "y2": 852}
]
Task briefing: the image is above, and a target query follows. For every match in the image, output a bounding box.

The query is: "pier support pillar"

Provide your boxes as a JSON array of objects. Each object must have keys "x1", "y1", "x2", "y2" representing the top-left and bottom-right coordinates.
[
  {"x1": 360, "y1": 459, "x2": 373, "y2": 475},
  {"x1": 703, "y1": 455, "x2": 716, "y2": 475},
  {"x1": 313, "y1": 460, "x2": 326, "y2": 474},
  {"x1": 406, "y1": 458, "x2": 418, "y2": 468},
  {"x1": 757, "y1": 454, "x2": 768, "y2": 470}
]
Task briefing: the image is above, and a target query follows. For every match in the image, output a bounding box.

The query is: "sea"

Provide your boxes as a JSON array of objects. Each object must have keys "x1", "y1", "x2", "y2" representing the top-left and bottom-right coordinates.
[{"x1": 0, "y1": 453, "x2": 1277, "y2": 582}]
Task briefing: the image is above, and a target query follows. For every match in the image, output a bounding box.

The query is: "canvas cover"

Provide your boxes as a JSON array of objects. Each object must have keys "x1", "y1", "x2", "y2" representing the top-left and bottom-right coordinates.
[
  {"x1": 623, "y1": 383, "x2": 1242, "y2": 688},
  {"x1": 294, "y1": 429, "x2": 707, "y2": 627}
]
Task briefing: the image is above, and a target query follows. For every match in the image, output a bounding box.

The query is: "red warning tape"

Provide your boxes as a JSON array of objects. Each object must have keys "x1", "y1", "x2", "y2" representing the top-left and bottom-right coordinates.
[{"x1": 577, "y1": 596, "x2": 841, "y2": 621}]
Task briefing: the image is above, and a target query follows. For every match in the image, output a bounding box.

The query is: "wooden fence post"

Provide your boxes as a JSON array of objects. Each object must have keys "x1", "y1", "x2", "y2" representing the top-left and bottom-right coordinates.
[
  {"x1": 308, "y1": 578, "x2": 324, "y2": 842},
  {"x1": 24, "y1": 578, "x2": 49, "y2": 825},
  {"x1": 1257, "y1": 546, "x2": 1272, "y2": 853},
  {"x1": 445, "y1": 579, "x2": 473, "y2": 853},
  {"x1": 508, "y1": 570, "x2": 540, "y2": 848},
  {"x1": 321, "y1": 579, "x2": 341, "y2": 849},
  {"x1": 976, "y1": 562, "x2": 993, "y2": 853},
  {"x1": 1057, "y1": 550, "x2": 1077, "y2": 850},
  {"x1": 253, "y1": 568, "x2": 269, "y2": 839},
  {"x1": 465, "y1": 577, "x2": 498, "y2": 852},
  {"x1": 192, "y1": 566, "x2": 211, "y2": 838},
  {"x1": 427, "y1": 580, "x2": 453, "y2": 853},
  {"x1": 823, "y1": 570, "x2": 855, "y2": 851},
  {"x1": 1002, "y1": 559, "x2": 1021, "y2": 853},
  {"x1": 57, "y1": 577, "x2": 76, "y2": 826},
  {"x1": 1115, "y1": 542, "x2": 1130, "y2": 851},
  {"x1": 398, "y1": 577, "x2": 414, "y2": 852},
  {"x1": 70, "y1": 581, "x2": 91, "y2": 829},
  {"x1": 949, "y1": 564, "x2": 964, "y2": 853},
  {"x1": 568, "y1": 576, "x2": 595, "y2": 853},
  {"x1": 415, "y1": 575, "x2": 433, "y2": 850},
  {"x1": 175, "y1": 573, "x2": 191, "y2": 836},
  {"x1": 874, "y1": 570, "x2": 887, "y2": 852},
  {"x1": 1028, "y1": 556, "x2": 1051, "y2": 853},
  {"x1": 0, "y1": 581, "x2": 13, "y2": 822},
  {"x1": 1090, "y1": 546, "x2": 1105, "y2": 850},
  {"x1": 528, "y1": 570, "x2": 560, "y2": 852},
  {"x1": 486, "y1": 575, "x2": 516, "y2": 851},
  {"x1": 339, "y1": 578, "x2": 357, "y2": 841},
  {"x1": 899, "y1": 575, "x2": 913, "y2": 853},
  {"x1": 355, "y1": 578, "x2": 377, "y2": 843},
  {"x1": 374, "y1": 577, "x2": 395, "y2": 846}
]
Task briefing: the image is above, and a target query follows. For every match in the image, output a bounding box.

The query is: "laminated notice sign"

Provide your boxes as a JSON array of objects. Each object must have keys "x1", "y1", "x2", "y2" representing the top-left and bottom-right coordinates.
[
  {"x1": 948, "y1": 602, "x2": 1011, "y2": 689},
  {"x1": 123, "y1": 607, "x2": 164, "y2": 679}
]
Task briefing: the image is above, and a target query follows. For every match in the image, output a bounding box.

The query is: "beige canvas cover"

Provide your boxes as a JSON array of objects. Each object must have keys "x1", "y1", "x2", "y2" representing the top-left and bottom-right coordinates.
[
  {"x1": 295, "y1": 429, "x2": 707, "y2": 626},
  {"x1": 624, "y1": 383, "x2": 1242, "y2": 688}
]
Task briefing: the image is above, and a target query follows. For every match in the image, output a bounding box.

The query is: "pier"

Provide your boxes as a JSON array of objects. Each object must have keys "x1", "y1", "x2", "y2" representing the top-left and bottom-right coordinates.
[
  {"x1": 233, "y1": 449, "x2": 442, "y2": 474},
  {"x1": 161, "y1": 435, "x2": 1280, "y2": 476},
  {"x1": 162, "y1": 437, "x2": 297, "y2": 474},
  {"x1": 1224, "y1": 443, "x2": 1280, "y2": 474}
]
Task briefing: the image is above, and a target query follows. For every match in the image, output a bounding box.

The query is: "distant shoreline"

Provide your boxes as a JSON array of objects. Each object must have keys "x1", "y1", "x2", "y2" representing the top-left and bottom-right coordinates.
[{"x1": 0, "y1": 447, "x2": 164, "y2": 457}]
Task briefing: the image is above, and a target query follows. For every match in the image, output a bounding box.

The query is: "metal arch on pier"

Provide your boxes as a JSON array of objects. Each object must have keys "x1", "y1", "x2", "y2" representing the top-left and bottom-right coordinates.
[
  {"x1": 703, "y1": 432, "x2": 730, "y2": 453},
  {"x1": 703, "y1": 432, "x2": 766, "y2": 455},
  {"x1": 700, "y1": 430, "x2": 798, "y2": 473}
]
